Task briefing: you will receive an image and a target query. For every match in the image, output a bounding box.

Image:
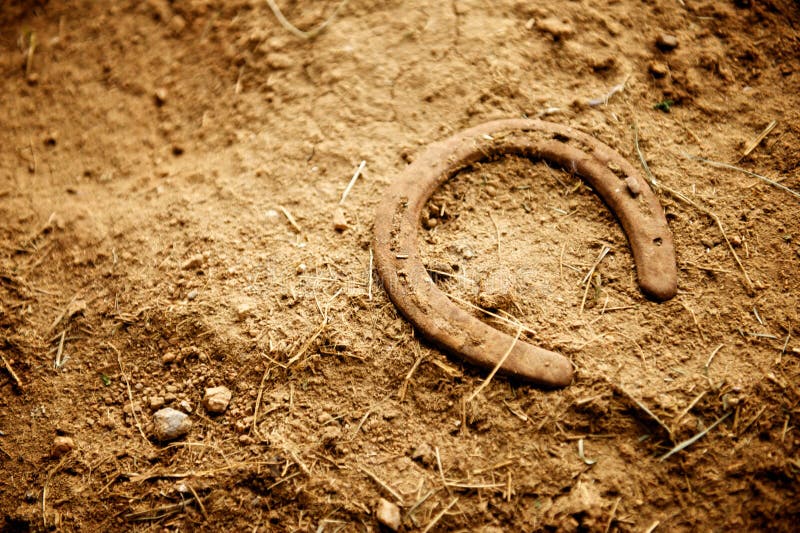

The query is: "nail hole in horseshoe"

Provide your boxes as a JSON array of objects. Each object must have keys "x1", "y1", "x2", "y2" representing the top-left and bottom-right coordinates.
[{"x1": 653, "y1": 237, "x2": 663, "y2": 246}]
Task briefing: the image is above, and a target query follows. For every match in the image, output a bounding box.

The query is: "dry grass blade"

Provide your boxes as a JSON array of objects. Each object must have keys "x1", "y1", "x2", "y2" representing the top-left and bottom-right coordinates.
[
  {"x1": 659, "y1": 411, "x2": 732, "y2": 461},
  {"x1": 613, "y1": 382, "x2": 673, "y2": 441},
  {"x1": 358, "y1": 466, "x2": 404, "y2": 504},
  {"x1": 42, "y1": 456, "x2": 69, "y2": 528},
  {"x1": 399, "y1": 348, "x2": 425, "y2": 401},
  {"x1": 279, "y1": 205, "x2": 304, "y2": 234},
  {"x1": 741, "y1": 120, "x2": 777, "y2": 157},
  {"x1": 466, "y1": 325, "x2": 522, "y2": 402},
  {"x1": 443, "y1": 290, "x2": 536, "y2": 335},
  {"x1": 340, "y1": 160, "x2": 366, "y2": 204},
  {"x1": 580, "y1": 245, "x2": 610, "y2": 314},
  {"x1": 673, "y1": 390, "x2": 706, "y2": 427},
  {"x1": 265, "y1": 0, "x2": 350, "y2": 40},
  {"x1": 634, "y1": 125, "x2": 756, "y2": 293},
  {"x1": 124, "y1": 499, "x2": 198, "y2": 522},
  {"x1": 107, "y1": 342, "x2": 151, "y2": 446},
  {"x1": 0, "y1": 351, "x2": 23, "y2": 389},
  {"x1": 688, "y1": 153, "x2": 800, "y2": 201},
  {"x1": 421, "y1": 497, "x2": 459, "y2": 533}
]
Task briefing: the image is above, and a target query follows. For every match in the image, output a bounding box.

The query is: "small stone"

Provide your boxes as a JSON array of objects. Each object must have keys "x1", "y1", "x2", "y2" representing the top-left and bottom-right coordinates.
[
  {"x1": 182, "y1": 254, "x2": 203, "y2": 270},
  {"x1": 149, "y1": 396, "x2": 166, "y2": 410},
  {"x1": 375, "y1": 498, "x2": 401, "y2": 531},
  {"x1": 318, "y1": 412, "x2": 333, "y2": 424},
  {"x1": 169, "y1": 15, "x2": 187, "y2": 35},
  {"x1": 236, "y1": 302, "x2": 256, "y2": 321},
  {"x1": 187, "y1": 289, "x2": 199, "y2": 301},
  {"x1": 178, "y1": 400, "x2": 193, "y2": 413},
  {"x1": 648, "y1": 61, "x2": 669, "y2": 79},
  {"x1": 66, "y1": 299, "x2": 87, "y2": 318},
  {"x1": 423, "y1": 217, "x2": 438, "y2": 230},
  {"x1": 162, "y1": 351, "x2": 177, "y2": 364},
  {"x1": 154, "y1": 88, "x2": 168, "y2": 106},
  {"x1": 152, "y1": 408, "x2": 191, "y2": 441},
  {"x1": 203, "y1": 386, "x2": 232, "y2": 414},
  {"x1": 333, "y1": 207, "x2": 348, "y2": 232},
  {"x1": 51, "y1": 436, "x2": 75, "y2": 458},
  {"x1": 477, "y1": 266, "x2": 516, "y2": 310},
  {"x1": 296, "y1": 263, "x2": 307, "y2": 274},
  {"x1": 266, "y1": 52, "x2": 292, "y2": 69},
  {"x1": 409, "y1": 442, "x2": 435, "y2": 467},
  {"x1": 656, "y1": 33, "x2": 679, "y2": 52},
  {"x1": 536, "y1": 17, "x2": 574, "y2": 40}
]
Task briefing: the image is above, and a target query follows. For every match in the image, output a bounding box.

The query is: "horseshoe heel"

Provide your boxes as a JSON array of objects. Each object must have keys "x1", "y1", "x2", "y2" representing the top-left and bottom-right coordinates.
[{"x1": 373, "y1": 119, "x2": 677, "y2": 387}]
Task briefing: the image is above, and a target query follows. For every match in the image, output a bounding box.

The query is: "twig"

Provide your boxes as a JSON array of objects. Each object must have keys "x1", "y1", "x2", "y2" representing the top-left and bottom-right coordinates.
[
  {"x1": 435, "y1": 446, "x2": 451, "y2": 496},
  {"x1": 286, "y1": 289, "x2": 340, "y2": 366},
  {"x1": 613, "y1": 383, "x2": 673, "y2": 440},
  {"x1": 659, "y1": 411, "x2": 732, "y2": 461},
  {"x1": 688, "y1": 153, "x2": 800, "y2": 201},
  {"x1": 358, "y1": 466, "x2": 404, "y2": 504},
  {"x1": 673, "y1": 390, "x2": 706, "y2": 427},
  {"x1": 0, "y1": 351, "x2": 23, "y2": 389},
  {"x1": 340, "y1": 160, "x2": 366, "y2": 205},
  {"x1": 577, "y1": 438, "x2": 597, "y2": 465},
  {"x1": 399, "y1": 349, "x2": 425, "y2": 401},
  {"x1": 404, "y1": 490, "x2": 435, "y2": 523},
  {"x1": 265, "y1": 0, "x2": 350, "y2": 40},
  {"x1": 124, "y1": 500, "x2": 196, "y2": 521},
  {"x1": 443, "y1": 290, "x2": 536, "y2": 335},
  {"x1": 488, "y1": 211, "x2": 501, "y2": 261},
  {"x1": 251, "y1": 364, "x2": 272, "y2": 439},
  {"x1": 42, "y1": 456, "x2": 68, "y2": 529},
  {"x1": 367, "y1": 248, "x2": 374, "y2": 300},
  {"x1": 705, "y1": 344, "x2": 724, "y2": 371},
  {"x1": 47, "y1": 295, "x2": 77, "y2": 334},
  {"x1": 741, "y1": 120, "x2": 777, "y2": 158},
  {"x1": 421, "y1": 497, "x2": 459, "y2": 533},
  {"x1": 587, "y1": 79, "x2": 627, "y2": 107},
  {"x1": 25, "y1": 31, "x2": 37, "y2": 76},
  {"x1": 54, "y1": 330, "x2": 66, "y2": 369},
  {"x1": 644, "y1": 521, "x2": 660, "y2": 533},
  {"x1": 738, "y1": 405, "x2": 767, "y2": 436},
  {"x1": 634, "y1": 125, "x2": 755, "y2": 293},
  {"x1": 679, "y1": 301, "x2": 706, "y2": 342},
  {"x1": 107, "y1": 342, "x2": 151, "y2": 446},
  {"x1": 186, "y1": 484, "x2": 208, "y2": 521},
  {"x1": 604, "y1": 497, "x2": 622, "y2": 533},
  {"x1": 777, "y1": 334, "x2": 791, "y2": 365},
  {"x1": 580, "y1": 246, "x2": 610, "y2": 314},
  {"x1": 466, "y1": 325, "x2": 522, "y2": 402},
  {"x1": 278, "y1": 205, "x2": 304, "y2": 234}
]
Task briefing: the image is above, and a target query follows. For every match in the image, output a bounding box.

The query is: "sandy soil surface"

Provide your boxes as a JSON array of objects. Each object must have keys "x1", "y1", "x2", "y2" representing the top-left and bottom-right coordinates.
[{"x1": 2, "y1": 0, "x2": 799, "y2": 531}]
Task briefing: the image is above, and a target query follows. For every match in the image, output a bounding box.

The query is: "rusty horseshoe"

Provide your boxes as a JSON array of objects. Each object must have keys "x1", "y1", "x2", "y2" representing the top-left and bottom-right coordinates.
[{"x1": 373, "y1": 119, "x2": 677, "y2": 388}]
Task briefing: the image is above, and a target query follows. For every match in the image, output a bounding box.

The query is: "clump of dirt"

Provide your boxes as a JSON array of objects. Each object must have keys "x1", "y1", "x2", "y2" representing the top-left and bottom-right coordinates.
[{"x1": 1, "y1": 0, "x2": 799, "y2": 531}]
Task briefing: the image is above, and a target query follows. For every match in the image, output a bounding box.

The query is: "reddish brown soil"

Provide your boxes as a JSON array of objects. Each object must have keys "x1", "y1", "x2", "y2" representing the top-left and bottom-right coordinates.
[{"x1": 2, "y1": 1, "x2": 800, "y2": 531}]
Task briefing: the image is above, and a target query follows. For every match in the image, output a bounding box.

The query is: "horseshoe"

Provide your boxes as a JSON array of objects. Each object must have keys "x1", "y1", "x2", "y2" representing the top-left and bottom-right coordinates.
[{"x1": 373, "y1": 119, "x2": 677, "y2": 388}]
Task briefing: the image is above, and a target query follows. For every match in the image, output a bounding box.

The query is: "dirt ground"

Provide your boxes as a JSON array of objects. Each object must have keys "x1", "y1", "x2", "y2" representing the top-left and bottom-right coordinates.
[{"x1": 1, "y1": 0, "x2": 799, "y2": 531}]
